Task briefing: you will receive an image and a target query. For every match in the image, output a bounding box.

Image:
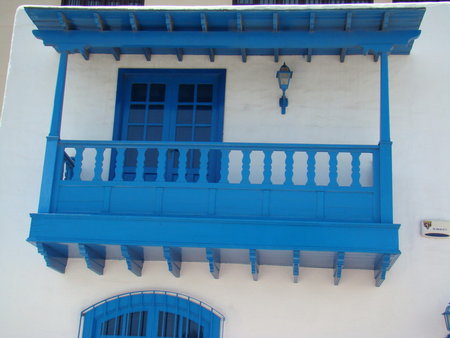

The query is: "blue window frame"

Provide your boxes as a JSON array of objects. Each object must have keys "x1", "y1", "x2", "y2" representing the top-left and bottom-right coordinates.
[
  {"x1": 112, "y1": 69, "x2": 226, "y2": 182},
  {"x1": 81, "y1": 291, "x2": 224, "y2": 338}
]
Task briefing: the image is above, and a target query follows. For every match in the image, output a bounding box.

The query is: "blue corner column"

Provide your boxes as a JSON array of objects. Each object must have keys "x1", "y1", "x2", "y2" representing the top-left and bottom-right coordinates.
[
  {"x1": 38, "y1": 52, "x2": 68, "y2": 213},
  {"x1": 379, "y1": 52, "x2": 393, "y2": 224}
]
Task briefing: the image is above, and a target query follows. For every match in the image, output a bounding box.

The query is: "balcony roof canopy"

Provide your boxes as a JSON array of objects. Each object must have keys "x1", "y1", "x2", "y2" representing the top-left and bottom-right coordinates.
[{"x1": 25, "y1": 5, "x2": 425, "y2": 62}]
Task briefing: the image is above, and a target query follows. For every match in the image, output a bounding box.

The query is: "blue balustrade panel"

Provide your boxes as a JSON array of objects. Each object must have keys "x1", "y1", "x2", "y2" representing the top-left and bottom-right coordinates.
[{"x1": 53, "y1": 140, "x2": 380, "y2": 223}]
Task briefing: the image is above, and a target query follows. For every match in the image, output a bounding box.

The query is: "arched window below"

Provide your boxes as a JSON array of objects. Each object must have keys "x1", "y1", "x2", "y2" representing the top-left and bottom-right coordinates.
[{"x1": 80, "y1": 291, "x2": 224, "y2": 338}]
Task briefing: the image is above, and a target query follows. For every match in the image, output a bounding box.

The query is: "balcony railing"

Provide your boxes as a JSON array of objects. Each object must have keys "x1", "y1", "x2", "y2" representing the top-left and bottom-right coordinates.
[{"x1": 53, "y1": 140, "x2": 381, "y2": 222}]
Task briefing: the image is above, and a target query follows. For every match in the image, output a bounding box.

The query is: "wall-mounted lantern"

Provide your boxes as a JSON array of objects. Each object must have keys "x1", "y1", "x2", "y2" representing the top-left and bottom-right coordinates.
[
  {"x1": 443, "y1": 303, "x2": 450, "y2": 338},
  {"x1": 276, "y1": 63, "x2": 293, "y2": 115}
]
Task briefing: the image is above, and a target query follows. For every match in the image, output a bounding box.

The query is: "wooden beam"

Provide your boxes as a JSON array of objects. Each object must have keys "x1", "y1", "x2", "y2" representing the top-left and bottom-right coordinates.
[
  {"x1": 143, "y1": 47, "x2": 152, "y2": 61},
  {"x1": 381, "y1": 12, "x2": 390, "y2": 31},
  {"x1": 333, "y1": 252, "x2": 345, "y2": 285},
  {"x1": 176, "y1": 48, "x2": 183, "y2": 62},
  {"x1": 35, "y1": 30, "x2": 421, "y2": 53},
  {"x1": 163, "y1": 246, "x2": 181, "y2": 277},
  {"x1": 293, "y1": 250, "x2": 300, "y2": 283},
  {"x1": 273, "y1": 13, "x2": 279, "y2": 32},
  {"x1": 201, "y1": 13, "x2": 208, "y2": 32},
  {"x1": 249, "y1": 249, "x2": 259, "y2": 281},
  {"x1": 206, "y1": 248, "x2": 220, "y2": 279},
  {"x1": 340, "y1": 13, "x2": 352, "y2": 62},
  {"x1": 129, "y1": 13, "x2": 140, "y2": 32},
  {"x1": 93, "y1": 13, "x2": 105, "y2": 31},
  {"x1": 373, "y1": 52, "x2": 380, "y2": 62},
  {"x1": 79, "y1": 244, "x2": 105, "y2": 275},
  {"x1": 112, "y1": 47, "x2": 121, "y2": 61},
  {"x1": 209, "y1": 48, "x2": 215, "y2": 62},
  {"x1": 374, "y1": 254, "x2": 389, "y2": 286},
  {"x1": 241, "y1": 48, "x2": 247, "y2": 63},
  {"x1": 80, "y1": 47, "x2": 90, "y2": 61},
  {"x1": 309, "y1": 13, "x2": 316, "y2": 32},
  {"x1": 121, "y1": 245, "x2": 144, "y2": 276},
  {"x1": 57, "y1": 12, "x2": 72, "y2": 31},
  {"x1": 345, "y1": 12, "x2": 352, "y2": 31},
  {"x1": 165, "y1": 13, "x2": 174, "y2": 32},
  {"x1": 237, "y1": 13, "x2": 243, "y2": 32},
  {"x1": 340, "y1": 48, "x2": 347, "y2": 63},
  {"x1": 37, "y1": 242, "x2": 68, "y2": 273}
]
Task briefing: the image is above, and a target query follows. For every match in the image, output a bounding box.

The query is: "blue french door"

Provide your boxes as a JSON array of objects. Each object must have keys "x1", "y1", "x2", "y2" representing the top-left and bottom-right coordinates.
[{"x1": 114, "y1": 69, "x2": 225, "y2": 182}]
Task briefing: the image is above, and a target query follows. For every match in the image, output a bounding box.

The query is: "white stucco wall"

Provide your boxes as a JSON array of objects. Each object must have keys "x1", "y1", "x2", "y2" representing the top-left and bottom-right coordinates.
[{"x1": 0, "y1": 4, "x2": 449, "y2": 338}]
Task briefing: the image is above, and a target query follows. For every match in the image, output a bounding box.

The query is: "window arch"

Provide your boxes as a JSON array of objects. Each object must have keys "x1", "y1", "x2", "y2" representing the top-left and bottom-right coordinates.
[{"x1": 80, "y1": 291, "x2": 224, "y2": 338}]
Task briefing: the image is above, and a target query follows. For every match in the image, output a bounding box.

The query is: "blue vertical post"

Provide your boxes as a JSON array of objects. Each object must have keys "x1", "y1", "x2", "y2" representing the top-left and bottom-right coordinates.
[
  {"x1": 379, "y1": 52, "x2": 393, "y2": 223},
  {"x1": 38, "y1": 52, "x2": 69, "y2": 213}
]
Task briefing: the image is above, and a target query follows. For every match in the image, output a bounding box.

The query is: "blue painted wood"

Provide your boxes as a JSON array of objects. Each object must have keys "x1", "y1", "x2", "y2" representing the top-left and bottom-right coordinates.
[
  {"x1": 129, "y1": 13, "x2": 139, "y2": 32},
  {"x1": 143, "y1": 47, "x2": 151, "y2": 61},
  {"x1": 293, "y1": 250, "x2": 300, "y2": 283},
  {"x1": 333, "y1": 252, "x2": 345, "y2": 285},
  {"x1": 37, "y1": 52, "x2": 68, "y2": 213},
  {"x1": 241, "y1": 149, "x2": 251, "y2": 185},
  {"x1": 93, "y1": 13, "x2": 105, "y2": 31},
  {"x1": 56, "y1": 12, "x2": 71, "y2": 31},
  {"x1": 80, "y1": 47, "x2": 90, "y2": 60},
  {"x1": 220, "y1": 149, "x2": 229, "y2": 184},
  {"x1": 111, "y1": 47, "x2": 120, "y2": 61},
  {"x1": 32, "y1": 30, "x2": 421, "y2": 55},
  {"x1": 374, "y1": 254, "x2": 391, "y2": 287},
  {"x1": 306, "y1": 150, "x2": 316, "y2": 186},
  {"x1": 121, "y1": 245, "x2": 144, "y2": 276},
  {"x1": 379, "y1": 52, "x2": 393, "y2": 223},
  {"x1": 177, "y1": 148, "x2": 187, "y2": 183},
  {"x1": 93, "y1": 147, "x2": 104, "y2": 182},
  {"x1": 206, "y1": 248, "x2": 220, "y2": 279},
  {"x1": 113, "y1": 148, "x2": 124, "y2": 181},
  {"x1": 165, "y1": 13, "x2": 173, "y2": 32},
  {"x1": 351, "y1": 151, "x2": 361, "y2": 188},
  {"x1": 263, "y1": 149, "x2": 272, "y2": 185},
  {"x1": 285, "y1": 150, "x2": 294, "y2": 186},
  {"x1": 49, "y1": 52, "x2": 68, "y2": 137},
  {"x1": 79, "y1": 243, "x2": 105, "y2": 275},
  {"x1": 36, "y1": 242, "x2": 68, "y2": 273},
  {"x1": 198, "y1": 148, "x2": 208, "y2": 184},
  {"x1": 72, "y1": 146, "x2": 83, "y2": 181},
  {"x1": 328, "y1": 151, "x2": 338, "y2": 188},
  {"x1": 135, "y1": 148, "x2": 145, "y2": 182},
  {"x1": 176, "y1": 48, "x2": 183, "y2": 62},
  {"x1": 163, "y1": 247, "x2": 181, "y2": 278},
  {"x1": 249, "y1": 249, "x2": 259, "y2": 281},
  {"x1": 380, "y1": 52, "x2": 391, "y2": 143}
]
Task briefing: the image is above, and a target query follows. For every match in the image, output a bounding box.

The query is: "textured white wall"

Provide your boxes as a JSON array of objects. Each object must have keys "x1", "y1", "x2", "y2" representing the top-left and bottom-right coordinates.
[{"x1": 0, "y1": 4, "x2": 449, "y2": 338}]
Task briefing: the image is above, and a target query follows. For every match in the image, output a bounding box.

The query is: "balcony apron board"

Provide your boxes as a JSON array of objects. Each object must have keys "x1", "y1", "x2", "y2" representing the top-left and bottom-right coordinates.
[{"x1": 25, "y1": 5, "x2": 425, "y2": 286}]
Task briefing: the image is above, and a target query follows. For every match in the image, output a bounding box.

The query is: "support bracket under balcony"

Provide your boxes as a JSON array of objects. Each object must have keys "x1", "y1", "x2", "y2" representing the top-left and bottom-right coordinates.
[
  {"x1": 121, "y1": 245, "x2": 144, "y2": 277},
  {"x1": 249, "y1": 249, "x2": 259, "y2": 281},
  {"x1": 293, "y1": 250, "x2": 300, "y2": 283},
  {"x1": 206, "y1": 248, "x2": 221, "y2": 279},
  {"x1": 37, "y1": 242, "x2": 68, "y2": 274},
  {"x1": 333, "y1": 252, "x2": 345, "y2": 285},
  {"x1": 163, "y1": 247, "x2": 181, "y2": 278},
  {"x1": 374, "y1": 254, "x2": 394, "y2": 287},
  {"x1": 79, "y1": 243, "x2": 105, "y2": 275}
]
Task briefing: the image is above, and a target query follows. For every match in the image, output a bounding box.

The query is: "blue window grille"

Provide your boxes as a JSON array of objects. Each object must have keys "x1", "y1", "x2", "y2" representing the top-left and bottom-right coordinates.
[{"x1": 80, "y1": 291, "x2": 224, "y2": 338}]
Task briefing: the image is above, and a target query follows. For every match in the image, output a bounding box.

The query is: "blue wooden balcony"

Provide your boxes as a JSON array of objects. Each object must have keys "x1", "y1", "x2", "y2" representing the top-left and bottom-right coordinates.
[
  {"x1": 24, "y1": 5, "x2": 425, "y2": 285},
  {"x1": 30, "y1": 139, "x2": 399, "y2": 285}
]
